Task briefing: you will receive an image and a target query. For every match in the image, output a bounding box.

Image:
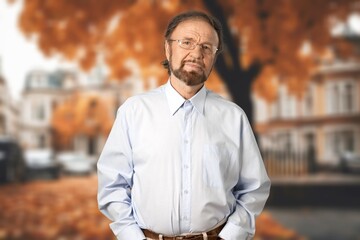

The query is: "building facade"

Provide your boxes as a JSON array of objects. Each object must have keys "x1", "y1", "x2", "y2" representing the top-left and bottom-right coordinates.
[
  {"x1": 254, "y1": 59, "x2": 360, "y2": 169},
  {"x1": 19, "y1": 67, "x2": 144, "y2": 158},
  {"x1": 0, "y1": 60, "x2": 18, "y2": 139},
  {"x1": 20, "y1": 69, "x2": 78, "y2": 149}
]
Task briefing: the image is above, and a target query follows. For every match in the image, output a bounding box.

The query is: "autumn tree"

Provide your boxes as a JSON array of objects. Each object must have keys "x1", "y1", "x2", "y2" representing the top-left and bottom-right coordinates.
[
  {"x1": 15, "y1": 0, "x2": 360, "y2": 125},
  {"x1": 51, "y1": 92, "x2": 113, "y2": 150}
]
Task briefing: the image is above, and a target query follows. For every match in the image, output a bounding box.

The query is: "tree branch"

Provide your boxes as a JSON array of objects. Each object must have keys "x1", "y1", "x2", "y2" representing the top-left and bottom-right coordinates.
[{"x1": 203, "y1": 0, "x2": 242, "y2": 71}]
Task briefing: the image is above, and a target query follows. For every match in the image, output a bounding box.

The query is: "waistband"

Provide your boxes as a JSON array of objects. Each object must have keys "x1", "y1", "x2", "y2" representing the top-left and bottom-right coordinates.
[{"x1": 142, "y1": 223, "x2": 225, "y2": 240}]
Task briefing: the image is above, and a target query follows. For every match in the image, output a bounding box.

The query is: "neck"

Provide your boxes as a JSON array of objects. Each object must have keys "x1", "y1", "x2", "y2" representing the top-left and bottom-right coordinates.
[{"x1": 170, "y1": 76, "x2": 203, "y2": 100}]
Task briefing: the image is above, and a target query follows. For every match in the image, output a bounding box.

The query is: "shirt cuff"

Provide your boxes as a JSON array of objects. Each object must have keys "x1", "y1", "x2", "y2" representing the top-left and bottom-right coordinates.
[
  {"x1": 218, "y1": 221, "x2": 252, "y2": 240},
  {"x1": 110, "y1": 222, "x2": 145, "y2": 240}
]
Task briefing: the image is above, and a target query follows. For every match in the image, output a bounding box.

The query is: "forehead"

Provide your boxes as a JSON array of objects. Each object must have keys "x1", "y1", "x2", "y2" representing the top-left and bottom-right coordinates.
[{"x1": 171, "y1": 19, "x2": 219, "y2": 44}]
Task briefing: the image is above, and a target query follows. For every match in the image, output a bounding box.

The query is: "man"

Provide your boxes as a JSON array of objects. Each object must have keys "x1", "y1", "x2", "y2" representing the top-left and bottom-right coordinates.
[{"x1": 97, "y1": 11, "x2": 271, "y2": 240}]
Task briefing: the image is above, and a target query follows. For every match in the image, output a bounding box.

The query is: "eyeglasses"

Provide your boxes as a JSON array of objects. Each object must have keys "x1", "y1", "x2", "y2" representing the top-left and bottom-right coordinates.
[{"x1": 168, "y1": 39, "x2": 218, "y2": 55}]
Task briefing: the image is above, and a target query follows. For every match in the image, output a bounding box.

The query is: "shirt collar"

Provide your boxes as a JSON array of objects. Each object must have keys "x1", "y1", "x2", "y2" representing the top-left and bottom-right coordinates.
[{"x1": 165, "y1": 80, "x2": 206, "y2": 116}]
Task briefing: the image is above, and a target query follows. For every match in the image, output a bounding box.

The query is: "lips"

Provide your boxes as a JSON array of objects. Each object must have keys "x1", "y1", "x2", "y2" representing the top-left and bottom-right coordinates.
[{"x1": 183, "y1": 61, "x2": 204, "y2": 72}]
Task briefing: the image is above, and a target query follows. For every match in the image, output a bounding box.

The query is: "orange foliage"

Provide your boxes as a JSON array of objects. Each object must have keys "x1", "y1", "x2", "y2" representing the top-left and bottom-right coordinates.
[
  {"x1": 205, "y1": 69, "x2": 229, "y2": 95},
  {"x1": 51, "y1": 92, "x2": 113, "y2": 150},
  {"x1": 224, "y1": 0, "x2": 358, "y2": 100},
  {"x1": 252, "y1": 66, "x2": 278, "y2": 102},
  {"x1": 0, "y1": 176, "x2": 113, "y2": 240},
  {"x1": 14, "y1": 0, "x2": 360, "y2": 101},
  {"x1": 255, "y1": 212, "x2": 305, "y2": 240}
]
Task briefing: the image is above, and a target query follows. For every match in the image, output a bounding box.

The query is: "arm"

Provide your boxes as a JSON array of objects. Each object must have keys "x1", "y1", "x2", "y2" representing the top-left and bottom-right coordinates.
[
  {"x1": 219, "y1": 113, "x2": 271, "y2": 240},
  {"x1": 97, "y1": 105, "x2": 146, "y2": 240}
]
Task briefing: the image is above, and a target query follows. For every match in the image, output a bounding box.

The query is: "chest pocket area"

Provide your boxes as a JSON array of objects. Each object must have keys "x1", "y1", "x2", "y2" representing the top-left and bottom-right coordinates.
[{"x1": 202, "y1": 144, "x2": 233, "y2": 188}]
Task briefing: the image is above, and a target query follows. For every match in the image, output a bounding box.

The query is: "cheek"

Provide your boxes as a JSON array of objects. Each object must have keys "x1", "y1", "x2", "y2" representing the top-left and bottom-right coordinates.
[
  {"x1": 204, "y1": 59, "x2": 215, "y2": 73},
  {"x1": 171, "y1": 51, "x2": 186, "y2": 68}
]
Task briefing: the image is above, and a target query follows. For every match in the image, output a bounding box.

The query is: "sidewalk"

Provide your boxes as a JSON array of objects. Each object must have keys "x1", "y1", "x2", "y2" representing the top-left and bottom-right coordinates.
[
  {"x1": 267, "y1": 173, "x2": 360, "y2": 208},
  {"x1": 266, "y1": 207, "x2": 360, "y2": 240}
]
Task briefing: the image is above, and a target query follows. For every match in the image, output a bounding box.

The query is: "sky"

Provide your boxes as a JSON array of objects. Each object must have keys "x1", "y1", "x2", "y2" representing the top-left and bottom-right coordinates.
[
  {"x1": 1, "y1": 1, "x2": 360, "y2": 101},
  {"x1": 0, "y1": 0, "x2": 79, "y2": 101}
]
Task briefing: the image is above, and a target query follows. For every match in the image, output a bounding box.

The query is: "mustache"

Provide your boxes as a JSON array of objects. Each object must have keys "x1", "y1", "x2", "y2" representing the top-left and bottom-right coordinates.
[{"x1": 181, "y1": 59, "x2": 205, "y2": 68}]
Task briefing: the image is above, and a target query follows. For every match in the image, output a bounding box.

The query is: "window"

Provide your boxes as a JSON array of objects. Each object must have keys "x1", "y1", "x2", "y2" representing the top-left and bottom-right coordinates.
[
  {"x1": 342, "y1": 130, "x2": 354, "y2": 152},
  {"x1": 276, "y1": 132, "x2": 292, "y2": 152},
  {"x1": 39, "y1": 134, "x2": 46, "y2": 148},
  {"x1": 31, "y1": 102, "x2": 46, "y2": 121},
  {"x1": 332, "y1": 85, "x2": 340, "y2": 114},
  {"x1": 344, "y1": 83, "x2": 353, "y2": 113},
  {"x1": 327, "y1": 130, "x2": 355, "y2": 156},
  {"x1": 305, "y1": 93, "x2": 313, "y2": 114},
  {"x1": 333, "y1": 132, "x2": 340, "y2": 155},
  {"x1": 304, "y1": 85, "x2": 314, "y2": 117},
  {"x1": 305, "y1": 133, "x2": 315, "y2": 148}
]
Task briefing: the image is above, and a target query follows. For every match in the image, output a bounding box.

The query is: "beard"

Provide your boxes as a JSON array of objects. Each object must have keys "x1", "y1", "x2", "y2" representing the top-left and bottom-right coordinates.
[{"x1": 169, "y1": 54, "x2": 208, "y2": 86}]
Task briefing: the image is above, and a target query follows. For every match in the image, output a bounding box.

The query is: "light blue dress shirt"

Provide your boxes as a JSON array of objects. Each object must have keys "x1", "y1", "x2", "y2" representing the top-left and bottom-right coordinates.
[{"x1": 97, "y1": 81, "x2": 271, "y2": 240}]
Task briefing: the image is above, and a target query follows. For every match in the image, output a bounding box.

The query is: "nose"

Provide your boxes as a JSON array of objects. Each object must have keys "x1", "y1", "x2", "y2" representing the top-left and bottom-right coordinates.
[{"x1": 190, "y1": 44, "x2": 204, "y2": 59}]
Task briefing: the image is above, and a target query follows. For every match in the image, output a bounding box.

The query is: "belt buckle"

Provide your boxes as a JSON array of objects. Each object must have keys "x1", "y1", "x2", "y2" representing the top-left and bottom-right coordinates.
[{"x1": 175, "y1": 237, "x2": 185, "y2": 240}]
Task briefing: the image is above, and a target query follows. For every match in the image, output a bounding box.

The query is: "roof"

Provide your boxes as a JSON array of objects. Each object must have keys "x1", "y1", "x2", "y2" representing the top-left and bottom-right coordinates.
[
  {"x1": 24, "y1": 69, "x2": 77, "y2": 90},
  {"x1": 317, "y1": 60, "x2": 360, "y2": 74}
]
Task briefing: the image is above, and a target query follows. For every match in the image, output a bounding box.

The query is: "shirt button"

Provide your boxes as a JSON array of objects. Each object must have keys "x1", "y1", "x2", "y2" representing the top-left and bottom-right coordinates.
[
  {"x1": 184, "y1": 139, "x2": 189, "y2": 144},
  {"x1": 184, "y1": 190, "x2": 189, "y2": 194},
  {"x1": 184, "y1": 165, "x2": 189, "y2": 169}
]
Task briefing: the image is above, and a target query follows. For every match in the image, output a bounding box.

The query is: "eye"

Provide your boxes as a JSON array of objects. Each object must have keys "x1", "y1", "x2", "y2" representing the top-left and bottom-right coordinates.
[
  {"x1": 181, "y1": 40, "x2": 193, "y2": 46},
  {"x1": 202, "y1": 44, "x2": 211, "y2": 51}
]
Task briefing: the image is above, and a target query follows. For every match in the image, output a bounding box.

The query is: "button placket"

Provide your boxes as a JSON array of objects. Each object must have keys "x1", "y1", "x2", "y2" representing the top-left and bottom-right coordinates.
[{"x1": 180, "y1": 100, "x2": 193, "y2": 231}]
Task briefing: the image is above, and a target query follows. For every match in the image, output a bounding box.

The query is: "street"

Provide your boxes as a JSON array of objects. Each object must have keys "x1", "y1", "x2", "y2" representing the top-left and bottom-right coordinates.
[
  {"x1": 265, "y1": 173, "x2": 360, "y2": 239},
  {"x1": 267, "y1": 207, "x2": 360, "y2": 240}
]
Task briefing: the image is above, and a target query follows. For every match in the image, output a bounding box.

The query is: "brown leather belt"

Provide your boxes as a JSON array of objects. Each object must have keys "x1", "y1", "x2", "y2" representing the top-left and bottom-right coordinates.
[{"x1": 142, "y1": 223, "x2": 224, "y2": 240}]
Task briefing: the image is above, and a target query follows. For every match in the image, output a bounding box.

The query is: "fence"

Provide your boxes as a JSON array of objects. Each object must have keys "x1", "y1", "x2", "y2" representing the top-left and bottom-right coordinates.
[{"x1": 261, "y1": 149, "x2": 314, "y2": 177}]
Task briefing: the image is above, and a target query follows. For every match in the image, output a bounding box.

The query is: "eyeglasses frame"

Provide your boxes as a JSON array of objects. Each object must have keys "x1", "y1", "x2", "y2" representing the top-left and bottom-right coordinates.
[{"x1": 168, "y1": 39, "x2": 218, "y2": 55}]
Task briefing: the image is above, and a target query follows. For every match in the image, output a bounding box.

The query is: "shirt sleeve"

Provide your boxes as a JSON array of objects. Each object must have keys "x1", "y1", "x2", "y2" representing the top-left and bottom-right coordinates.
[
  {"x1": 219, "y1": 112, "x2": 271, "y2": 240},
  {"x1": 97, "y1": 103, "x2": 146, "y2": 240}
]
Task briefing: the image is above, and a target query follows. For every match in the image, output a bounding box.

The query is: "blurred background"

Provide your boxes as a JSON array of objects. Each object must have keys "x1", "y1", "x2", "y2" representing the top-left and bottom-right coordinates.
[{"x1": 0, "y1": 0, "x2": 360, "y2": 239}]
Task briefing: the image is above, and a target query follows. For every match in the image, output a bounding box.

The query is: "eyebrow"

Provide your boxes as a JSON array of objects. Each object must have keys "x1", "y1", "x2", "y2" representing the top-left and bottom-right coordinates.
[
  {"x1": 182, "y1": 37, "x2": 196, "y2": 41},
  {"x1": 181, "y1": 37, "x2": 214, "y2": 45}
]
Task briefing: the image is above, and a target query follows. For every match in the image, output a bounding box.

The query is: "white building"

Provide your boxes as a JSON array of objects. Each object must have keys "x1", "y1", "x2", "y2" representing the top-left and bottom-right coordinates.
[
  {"x1": 254, "y1": 59, "x2": 360, "y2": 169},
  {"x1": 19, "y1": 65, "x2": 144, "y2": 158},
  {"x1": 20, "y1": 69, "x2": 78, "y2": 149},
  {"x1": 0, "y1": 58, "x2": 18, "y2": 138}
]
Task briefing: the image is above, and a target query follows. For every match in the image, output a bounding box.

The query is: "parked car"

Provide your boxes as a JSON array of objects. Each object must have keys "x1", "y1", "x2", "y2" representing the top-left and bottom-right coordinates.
[
  {"x1": 0, "y1": 137, "x2": 25, "y2": 184},
  {"x1": 56, "y1": 152, "x2": 96, "y2": 175},
  {"x1": 24, "y1": 149, "x2": 61, "y2": 180},
  {"x1": 340, "y1": 151, "x2": 360, "y2": 173}
]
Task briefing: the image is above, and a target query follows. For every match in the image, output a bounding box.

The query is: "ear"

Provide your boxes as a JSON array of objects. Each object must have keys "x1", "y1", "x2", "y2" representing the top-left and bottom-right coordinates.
[{"x1": 165, "y1": 41, "x2": 170, "y2": 60}]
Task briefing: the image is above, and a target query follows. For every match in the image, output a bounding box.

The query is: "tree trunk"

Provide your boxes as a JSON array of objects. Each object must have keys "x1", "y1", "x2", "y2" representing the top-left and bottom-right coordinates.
[
  {"x1": 214, "y1": 57, "x2": 260, "y2": 127},
  {"x1": 204, "y1": 0, "x2": 261, "y2": 127}
]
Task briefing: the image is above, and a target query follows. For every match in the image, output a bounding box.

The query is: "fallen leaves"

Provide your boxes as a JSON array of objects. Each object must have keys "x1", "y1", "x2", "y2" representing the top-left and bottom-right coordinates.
[{"x1": 0, "y1": 176, "x2": 113, "y2": 240}]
